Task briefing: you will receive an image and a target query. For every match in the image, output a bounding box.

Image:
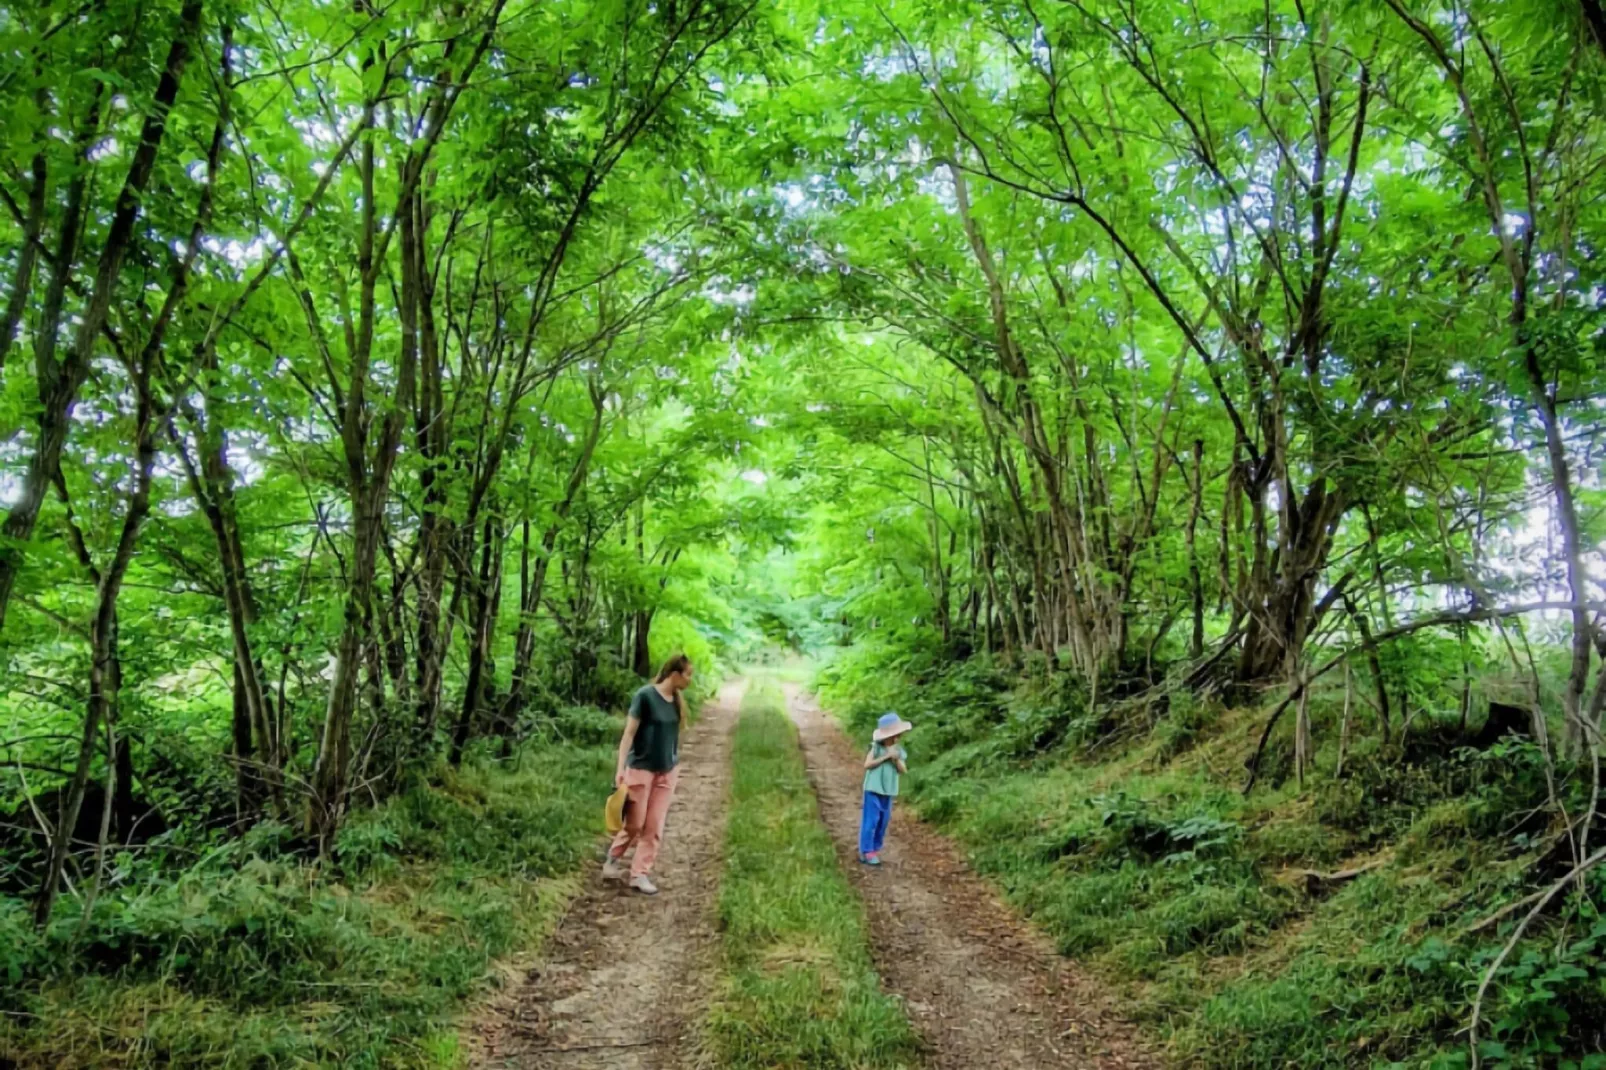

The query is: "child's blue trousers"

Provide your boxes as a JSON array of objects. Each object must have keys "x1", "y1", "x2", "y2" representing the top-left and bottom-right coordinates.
[{"x1": 859, "y1": 791, "x2": 893, "y2": 856}]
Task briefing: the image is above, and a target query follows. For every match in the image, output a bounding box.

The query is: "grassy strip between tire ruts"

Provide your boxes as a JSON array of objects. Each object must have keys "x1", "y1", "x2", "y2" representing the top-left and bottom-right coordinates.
[{"x1": 702, "y1": 677, "x2": 922, "y2": 1069}]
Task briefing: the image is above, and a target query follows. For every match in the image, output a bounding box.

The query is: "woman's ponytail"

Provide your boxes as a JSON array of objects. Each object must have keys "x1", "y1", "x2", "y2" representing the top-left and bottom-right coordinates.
[{"x1": 654, "y1": 653, "x2": 692, "y2": 728}]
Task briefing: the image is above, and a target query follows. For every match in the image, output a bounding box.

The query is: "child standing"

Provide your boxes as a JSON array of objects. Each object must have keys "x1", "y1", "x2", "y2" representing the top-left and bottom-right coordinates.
[{"x1": 859, "y1": 712, "x2": 912, "y2": 865}]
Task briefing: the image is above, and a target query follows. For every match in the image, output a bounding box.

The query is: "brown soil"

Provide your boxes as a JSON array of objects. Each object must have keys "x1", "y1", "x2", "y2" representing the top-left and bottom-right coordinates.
[
  {"x1": 784, "y1": 684, "x2": 1157, "y2": 1070},
  {"x1": 465, "y1": 681, "x2": 744, "y2": 1070}
]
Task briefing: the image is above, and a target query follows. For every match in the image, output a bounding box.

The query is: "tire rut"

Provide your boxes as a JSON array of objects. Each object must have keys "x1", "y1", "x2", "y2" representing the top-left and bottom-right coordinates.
[
  {"x1": 784, "y1": 684, "x2": 1156, "y2": 1070},
  {"x1": 466, "y1": 681, "x2": 744, "y2": 1070}
]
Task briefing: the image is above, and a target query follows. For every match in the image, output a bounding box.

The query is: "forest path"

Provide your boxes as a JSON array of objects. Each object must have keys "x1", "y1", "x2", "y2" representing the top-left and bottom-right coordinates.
[
  {"x1": 465, "y1": 680, "x2": 745, "y2": 1069},
  {"x1": 783, "y1": 684, "x2": 1157, "y2": 1070}
]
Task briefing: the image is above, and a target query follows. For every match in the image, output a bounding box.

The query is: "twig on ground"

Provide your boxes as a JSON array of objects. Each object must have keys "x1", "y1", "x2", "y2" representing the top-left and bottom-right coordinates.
[{"x1": 1467, "y1": 845, "x2": 1606, "y2": 1069}]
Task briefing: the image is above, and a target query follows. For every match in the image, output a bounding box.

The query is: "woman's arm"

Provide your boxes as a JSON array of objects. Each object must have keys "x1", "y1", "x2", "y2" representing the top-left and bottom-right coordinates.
[{"x1": 616, "y1": 718, "x2": 640, "y2": 785}]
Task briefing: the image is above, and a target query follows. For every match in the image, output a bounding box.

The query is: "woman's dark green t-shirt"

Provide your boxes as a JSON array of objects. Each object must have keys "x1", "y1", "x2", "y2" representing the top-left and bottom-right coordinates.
[{"x1": 627, "y1": 685, "x2": 681, "y2": 772}]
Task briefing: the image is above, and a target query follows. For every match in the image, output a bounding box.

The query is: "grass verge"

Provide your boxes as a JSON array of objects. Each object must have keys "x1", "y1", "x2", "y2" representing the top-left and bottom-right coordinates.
[
  {"x1": 817, "y1": 647, "x2": 1606, "y2": 1068},
  {"x1": 0, "y1": 724, "x2": 615, "y2": 1069},
  {"x1": 702, "y1": 676, "x2": 922, "y2": 1069}
]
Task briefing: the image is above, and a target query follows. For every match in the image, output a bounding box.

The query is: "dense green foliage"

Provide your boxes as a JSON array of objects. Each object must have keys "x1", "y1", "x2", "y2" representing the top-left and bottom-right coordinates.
[
  {"x1": 820, "y1": 651, "x2": 1606, "y2": 1067},
  {"x1": 1, "y1": 729, "x2": 613, "y2": 1066},
  {"x1": 704, "y1": 675, "x2": 919, "y2": 1069},
  {"x1": 4, "y1": 0, "x2": 1606, "y2": 1064},
  {"x1": 0, "y1": 0, "x2": 765, "y2": 917}
]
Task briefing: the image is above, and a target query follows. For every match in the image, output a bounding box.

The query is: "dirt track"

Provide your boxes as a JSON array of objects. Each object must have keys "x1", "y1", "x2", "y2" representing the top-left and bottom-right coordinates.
[
  {"x1": 784, "y1": 684, "x2": 1155, "y2": 1070},
  {"x1": 467, "y1": 677, "x2": 1152, "y2": 1069},
  {"x1": 466, "y1": 681, "x2": 743, "y2": 1069}
]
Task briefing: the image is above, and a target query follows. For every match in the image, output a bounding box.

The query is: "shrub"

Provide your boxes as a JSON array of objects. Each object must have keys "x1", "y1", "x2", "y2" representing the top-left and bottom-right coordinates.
[
  {"x1": 0, "y1": 731, "x2": 613, "y2": 1067},
  {"x1": 1153, "y1": 692, "x2": 1220, "y2": 762},
  {"x1": 821, "y1": 641, "x2": 1606, "y2": 1067}
]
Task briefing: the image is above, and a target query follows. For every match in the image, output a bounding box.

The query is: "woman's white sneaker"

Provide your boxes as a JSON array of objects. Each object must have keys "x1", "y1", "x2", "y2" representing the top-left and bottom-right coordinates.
[
  {"x1": 629, "y1": 874, "x2": 658, "y2": 895},
  {"x1": 601, "y1": 857, "x2": 626, "y2": 881}
]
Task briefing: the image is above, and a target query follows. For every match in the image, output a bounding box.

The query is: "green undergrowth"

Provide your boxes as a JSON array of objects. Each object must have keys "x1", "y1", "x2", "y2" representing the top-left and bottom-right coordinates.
[
  {"x1": 0, "y1": 721, "x2": 616, "y2": 1069},
  {"x1": 817, "y1": 644, "x2": 1606, "y2": 1069},
  {"x1": 702, "y1": 675, "x2": 921, "y2": 1069}
]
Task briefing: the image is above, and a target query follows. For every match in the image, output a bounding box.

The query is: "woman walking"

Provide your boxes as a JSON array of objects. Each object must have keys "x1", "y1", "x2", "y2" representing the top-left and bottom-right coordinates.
[{"x1": 602, "y1": 654, "x2": 694, "y2": 895}]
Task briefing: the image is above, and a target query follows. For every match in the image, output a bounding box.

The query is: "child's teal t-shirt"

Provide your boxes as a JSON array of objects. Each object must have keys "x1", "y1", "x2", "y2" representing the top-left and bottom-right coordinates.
[{"x1": 863, "y1": 742, "x2": 906, "y2": 796}]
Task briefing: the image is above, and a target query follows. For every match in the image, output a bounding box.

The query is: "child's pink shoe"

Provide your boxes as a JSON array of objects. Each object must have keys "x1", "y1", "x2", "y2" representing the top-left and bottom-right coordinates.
[{"x1": 861, "y1": 852, "x2": 881, "y2": 866}]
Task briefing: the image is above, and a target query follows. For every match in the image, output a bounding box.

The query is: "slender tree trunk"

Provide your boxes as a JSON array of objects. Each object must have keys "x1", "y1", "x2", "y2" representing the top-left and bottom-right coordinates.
[
  {"x1": 1385, "y1": 4, "x2": 1595, "y2": 758},
  {"x1": 409, "y1": 184, "x2": 451, "y2": 742},
  {"x1": 309, "y1": 183, "x2": 393, "y2": 837},
  {"x1": 1346, "y1": 596, "x2": 1391, "y2": 744},
  {"x1": 1187, "y1": 438, "x2": 1205, "y2": 658},
  {"x1": 35, "y1": 364, "x2": 159, "y2": 926},
  {"x1": 307, "y1": 111, "x2": 422, "y2": 848},
  {"x1": 413, "y1": 513, "x2": 450, "y2": 739},
  {"x1": 633, "y1": 610, "x2": 654, "y2": 678},
  {"x1": 1294, "y1": 662, "x2": 1312, "y2": 788},
  {"x1": 1522, "y1": 332, "x2": 1594, "y2": 755},
  {"x1": 0, "y1": 2, "x2": 200, "y2": 638},
  {"x1": 1336, "y1": 657, "x2": 1353, "y2": 778},
  {"x1": 310, "y1": 483, "x2": 384, "y2": 851},
  {"x1": 0, "y1": 92, "x2": 48, "y2": 374},
  {"x1": 230, "y1": 661, "x2": 255, "y2": 822},
  {"x1": 502, "y1": 393, "x2": 605, "y2": 721},
  {"x1": 450, "y1": 512, "x2": 499, "y2": 766},
  {"x1": 1237, "y1": 478, "x2": 1344, "y2": 682},
  {"x1": 178, "y1": 410, "x2": 282, "y2": 813},
  {"x1": 79, "y1": 713, "x2": 117, "y2": 929}
]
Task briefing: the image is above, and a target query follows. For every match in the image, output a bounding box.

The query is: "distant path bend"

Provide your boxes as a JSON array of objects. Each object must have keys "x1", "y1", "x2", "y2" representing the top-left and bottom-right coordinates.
[
  {"x1": 784, "y1": 683, "x2": 1156, "y2": 1070},
  {"x1": 467, "y1": 680, "x2": 744, "y2": 1070}
]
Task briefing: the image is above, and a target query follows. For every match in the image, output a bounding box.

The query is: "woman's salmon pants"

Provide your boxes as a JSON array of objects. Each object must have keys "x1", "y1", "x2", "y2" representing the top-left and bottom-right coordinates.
[{"x1": 608, "y1": 766, "x2": 680, "y2": 878}]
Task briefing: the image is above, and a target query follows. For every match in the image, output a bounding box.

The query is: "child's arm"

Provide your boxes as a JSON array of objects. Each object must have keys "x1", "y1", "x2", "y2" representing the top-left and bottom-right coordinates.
[
  {"x1": 863, "y1": 747, "x2": 894, "y2": 769},
  {"x1": 893, "y1": 747, "x2": 907, "y2": 774}
]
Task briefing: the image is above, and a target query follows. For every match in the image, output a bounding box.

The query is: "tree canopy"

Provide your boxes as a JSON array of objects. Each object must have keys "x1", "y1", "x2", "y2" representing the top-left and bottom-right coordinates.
[{"x1": 4, "y1": 0, "x2": 1606, "y2": 1062}]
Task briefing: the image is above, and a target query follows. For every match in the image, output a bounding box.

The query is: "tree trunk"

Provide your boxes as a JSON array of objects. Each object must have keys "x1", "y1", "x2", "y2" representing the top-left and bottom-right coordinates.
[
  {"x1": 35, "y1": 354, "x2": 159, "y2": 925},
  {"x1": 230, "y1": 660, "x2": 257, "y2": 821},
  {"x1": 178, "y1": 407, "x2": 282, "y2": 814},
  {"x1": 410, "y1": 182, "x2": 452, "y2": 743},
  {"x1": 501, "y1": 393, "x2": 605, "y2": 722},
  {"x1": 1236, "y1": 477, "x2": 1344, "y2": 683},
  {"x1": 1345, "y1": 596, "x2": 1391, "y2": 744},
  {"x1": 450, "y1": 512, "x2": 499, "y2": 766},
  {"x1": 0, "y1": 91, "x2": 48, "y2": 374},
  {"x1": 633, "y1": 610, "x2": 654, "y2": 678},
  {"x1": 1187, "y1": 438, "x2": 1205, "y2": 659},
  {"x1": 309, "y1": 483, "x2": 384, "y2": 852},
  {"x1": 0, "y1": 2, "x2": 201, "y2": 638}
]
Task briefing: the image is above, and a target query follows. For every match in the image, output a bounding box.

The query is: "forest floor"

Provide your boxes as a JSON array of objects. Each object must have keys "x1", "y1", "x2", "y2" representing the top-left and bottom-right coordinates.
[
  {"x1": 466, "y1": 675, "x2": 1154, "y2": 1068},
  {"x1": 464, "y1": 680, "x2": 745, "y2": 1069},
  {"x1": 783, "y1": 684, "x2": 1155, "y2": 1070}
]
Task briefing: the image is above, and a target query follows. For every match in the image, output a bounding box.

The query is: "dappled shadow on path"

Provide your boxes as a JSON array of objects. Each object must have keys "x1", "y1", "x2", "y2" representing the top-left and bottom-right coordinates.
[{"x1": 784, "y1": 684, "x2": 1156, "y2": 1070}]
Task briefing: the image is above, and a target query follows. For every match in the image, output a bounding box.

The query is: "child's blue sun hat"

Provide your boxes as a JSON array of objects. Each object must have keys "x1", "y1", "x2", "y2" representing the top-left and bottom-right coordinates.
[{"x1": 873, "y1": 712, "x2": 913, "y2": 742}]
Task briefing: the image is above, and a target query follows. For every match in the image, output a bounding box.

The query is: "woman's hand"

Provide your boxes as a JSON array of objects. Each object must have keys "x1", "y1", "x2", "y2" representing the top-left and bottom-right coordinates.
[{"x1": 616, "y1": 768, "x2": 626, "y2": 788}]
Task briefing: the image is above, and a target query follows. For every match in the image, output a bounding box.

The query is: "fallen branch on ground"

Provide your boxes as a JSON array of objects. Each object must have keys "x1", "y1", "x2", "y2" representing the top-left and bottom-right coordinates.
[
  {"x1": 1468, "y1": 845, "x2": 1606, "y2": 1070},
  {"x1": 1298, "y1": 858, "x2": 1388, "y2": 896}
]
